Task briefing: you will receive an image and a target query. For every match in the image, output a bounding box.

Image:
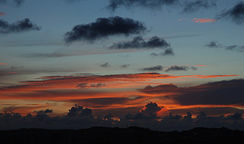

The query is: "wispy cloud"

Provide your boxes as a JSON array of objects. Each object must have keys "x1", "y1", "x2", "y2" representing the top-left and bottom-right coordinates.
[
  {"x1": 217, "y1": 2, "x2": 244, "y2": 24},
  {"x1": 206, "y1": 41, "x2": 244, "y2": 52},
  {"x1": 0, "y1": 0, "x2": 25, "y2": 7},
  {"x1": 140, "y1": 79, "x2": 244, "y2": 106},
  {"x1": 193, "y1": 18, "x2": 216, "y2": 23}
]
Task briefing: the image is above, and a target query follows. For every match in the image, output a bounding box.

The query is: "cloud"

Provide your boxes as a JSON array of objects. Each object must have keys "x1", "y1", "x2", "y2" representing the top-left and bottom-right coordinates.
[
  {"x1": 107, "y1": 0, "x2": 178, "y2": 11},
  {"x1": 107, "y1": 0, "x2": 216, "y2": 13},
  {"x1": 109, "y1": 36, "x2": 170, "y2": 49},
  {"x1": 206, "y1": 41, "x2": 222, "y2": 48},
  {"x1": 165, "y1": 65, "x2": 197, "y2": 72},
  {"x1": 121, "y1": 64, "x2": 130, "y2": 68},
  {"x1": 77, "y1": 83, "x2": 106, "y2": 88},
  {"x1": 206, "y1": 41, "x2": 244, "y2": 52},
  {"x1": 0, "y1": 73, "x2": 238, "y2": 103},
  {"x1": 64, "y1": 16, "x2": 146, "y2": 43},
  {"x1": 0, "y1": 0, "x2": 24, "y2": 6},
  {"x1": 140, "y1": 79, "x2": 244, "y2": 106},
  {"x1": 0, "y1": 12, "x2": 5, "y2": 16},
  {"x1": 183, "y1": 0, "x2": 216, "y2": 13},
  {"x1": 35, "y1": 109, "x2": 53, "y2": 115},
  {"x1": 0, "y1": 18, "x2": 40, "y2": 34},
  {"x1": 225, "y1": 45, "x2": 244, "y2": 52},
  {"x1": 0, "y1": 63, "x2": 7, "y2": 65},
  {"x1": 125, "y1": 102, "x2": 164, "y2": 120},
  {"x1": 217, "y1": 2, "x2": 244, "y2": 24},
  {"x1": 151, "y1": 48, "x2": 175, "y2": 56},
  {"x1": 141, "y1": 65, "x2": 163, "y2": 71},
  {"x1": 193, "y1": 18, "x2": 216, "y2": 23},
  {"x1": 140, "y1": 102, "x2": 162, "y2": 116},
  {"x1": 67, "y1": 104, "x2": 93, "y2": 117},
  {"x1": 100, "y1": 62, "x2": 111, "y2": 68}
]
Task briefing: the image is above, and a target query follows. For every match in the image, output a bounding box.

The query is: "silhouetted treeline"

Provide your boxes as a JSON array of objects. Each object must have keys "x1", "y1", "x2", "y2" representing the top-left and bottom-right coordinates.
[
  {"x1": 0, "y1": 103, "x2": 243, "y2": 131},
  {"x1": 0, "y1": 127, "x2": 244, "y2": 144}
]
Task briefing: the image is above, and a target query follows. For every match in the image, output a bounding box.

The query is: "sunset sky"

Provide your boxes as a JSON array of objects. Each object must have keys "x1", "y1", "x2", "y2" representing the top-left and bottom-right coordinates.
[{"x1": 0, "y1": 0, "x2": 244, "y2": 119}]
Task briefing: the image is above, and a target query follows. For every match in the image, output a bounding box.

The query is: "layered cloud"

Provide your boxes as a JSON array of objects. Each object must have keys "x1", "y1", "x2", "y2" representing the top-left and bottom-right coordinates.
[
  {"x1": 140, "y1": 79, "x2": 244, "y2": 106},
  {"x1": 217, "y1": 2, "x2": 244, "y2": 24},
  {"x1": 64, "y1": 16, "x2": 146, "y2": 43},
  {"x1": 0, "y1": 18, "x2": 40, "y2": 34}
]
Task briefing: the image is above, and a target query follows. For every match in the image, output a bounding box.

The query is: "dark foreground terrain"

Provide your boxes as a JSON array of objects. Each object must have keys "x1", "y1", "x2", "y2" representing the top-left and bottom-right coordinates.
[{"x1": 0, "y1": 127, "x2": 243, "y2": 144}]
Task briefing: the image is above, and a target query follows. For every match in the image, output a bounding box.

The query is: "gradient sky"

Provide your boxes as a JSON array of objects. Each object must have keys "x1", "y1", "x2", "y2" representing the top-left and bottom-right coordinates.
[{"x1": 0, "y1": 0, "x2": 244, "y2": 119}]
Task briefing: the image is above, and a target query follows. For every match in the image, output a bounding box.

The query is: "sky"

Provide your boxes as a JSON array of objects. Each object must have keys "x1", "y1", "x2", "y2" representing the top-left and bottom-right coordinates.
[{"x1": 0, "y1": 0, "x2": 244, "y2": 130}]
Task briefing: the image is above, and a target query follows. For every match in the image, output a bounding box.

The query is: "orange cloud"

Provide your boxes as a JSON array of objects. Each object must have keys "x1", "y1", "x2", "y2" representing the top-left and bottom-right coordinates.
[
  {"x1": 195, "y1": 65, "x2": 206, "y2": 67},
  {"x1": 0, "y1": 63, "x2": 7, "y2": 65},
  {"x1": 0, "y1": 12, "x2": 5, "y2": 16},
  {"x1": 193, "y1": 18, "x2": 216, "y2": 23},
  {"x1": 0, "y1": 73, "x2": 239, "y2": 115},
  {"x1": 0, "y1": 73, "x2": 238, "y2": 93}
]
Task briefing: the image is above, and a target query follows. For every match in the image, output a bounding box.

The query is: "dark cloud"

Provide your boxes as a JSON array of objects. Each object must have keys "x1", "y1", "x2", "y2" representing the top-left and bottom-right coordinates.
[
  {"x1": 165, "y1": 65, "x2": 197, "y2": 72},
  {"x1": 206, "y1": 41, "x2": 222, "y2": 48},
  {"x1": 141, "y1": 102, "x2": 162, "y2": 116},
  {"x1": 225, "y1": 45, "x2": 244, "y2": 52},
  {"x1": 125, "y1": 102, "x2": 163, "y2": 120},
  {"x1": 67, "y1": 104, "x2": 93, "y2": 117},
  {"x1": 140, "y1": 84, "x2": 178, "y2": 94},
  {"x1": 100, "y1": 62, "x2": 111, "y2": 68},
  {"x1": 206, "y1": 41, "x2": 244, "y2": 52},
  {"x1": 183, "y1": 0, "x2": 216, "y2": 13},
  {"x1": 120, "y1": 64, "x2": 130, "y2": 68},
  {"x1": 107, "y1": 0, "x2": 178, "y2": 11},
  {"x1": 107, "y1": 0, "x2": 216, "y2": 12},
  {"x1": 141, "y1": 65, "x2": 163, "y2": 71},
  {"x1": 217, "y1": 2, "x2": 244, "y2": 24},
  {"x1": 140, "y1": 79, "x2": 244, "y2": 106},
  {"x1": 151, "y1": 48, "x2": 175, "y2": 56},
  {"x1": 0, "y1": 18, "x2": 40, "y2": 34},
  {"x1": 0, "y1": 0, "x2": 24, "y2": 6},
  {"x1": 64, "y1": 16, "x2": 146, "y2": 43},
  {"x1": 35, "y1": 109, "x2": 53, "y2": 115},
  {"x1": 109, "y1": 36, "x2": 170, "y2": 49}
]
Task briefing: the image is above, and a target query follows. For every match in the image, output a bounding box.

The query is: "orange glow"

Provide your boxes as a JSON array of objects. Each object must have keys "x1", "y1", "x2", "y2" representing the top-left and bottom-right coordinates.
[
  {"x1": 193, "y1": 18, "x2": 216, "y2": 23},
  {"x1": 0, "y1": 63, "x2": 7, "y2": 65},
  {"x1": 0, "y1": 73, "x2": 240, "y2": 115},
  {"x1": 195, "y1": 65, "x2": 206, "y2": 67},
  {"x1": 0, "y1": 12, "x2": 4, "y2": 16}
]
